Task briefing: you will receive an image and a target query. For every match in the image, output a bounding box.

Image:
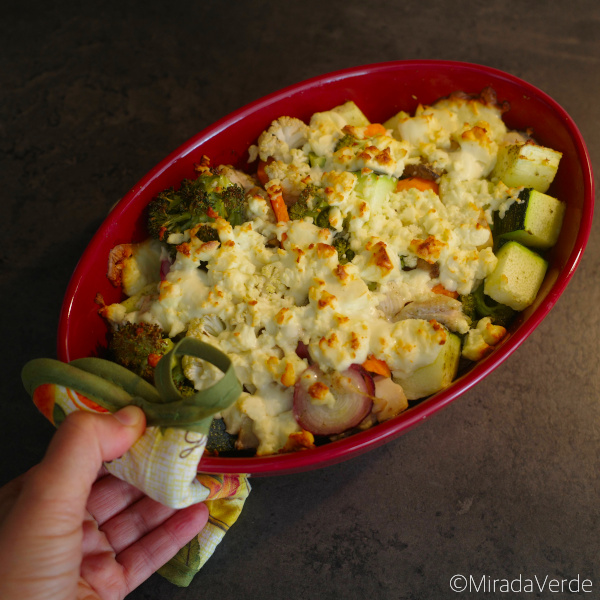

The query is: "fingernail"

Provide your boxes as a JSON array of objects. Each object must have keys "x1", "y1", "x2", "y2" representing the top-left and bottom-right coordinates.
[{"x1": 114, "y1": 405, "x2": 144, "y2": 427}]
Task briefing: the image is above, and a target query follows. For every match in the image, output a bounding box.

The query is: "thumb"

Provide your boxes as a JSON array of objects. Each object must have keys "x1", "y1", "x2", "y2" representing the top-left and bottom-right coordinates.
[
  {"x1": 19, "y1": 406, "x2": 145, "y2": 533},
  {"x1": 0, "y1": 407, "x2": 145, "y2": 600}
]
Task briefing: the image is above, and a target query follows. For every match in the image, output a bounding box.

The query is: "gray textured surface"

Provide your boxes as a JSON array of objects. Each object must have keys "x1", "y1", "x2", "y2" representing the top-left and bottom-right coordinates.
[{"x1": 2, "y1": 1, "x2": 599, "y2": 598}]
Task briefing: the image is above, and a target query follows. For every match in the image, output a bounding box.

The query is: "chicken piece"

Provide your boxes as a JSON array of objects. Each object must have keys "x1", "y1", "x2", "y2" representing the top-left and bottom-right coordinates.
[{"x1": 394, "y1": 295, "x2": 470, "y2": 334}]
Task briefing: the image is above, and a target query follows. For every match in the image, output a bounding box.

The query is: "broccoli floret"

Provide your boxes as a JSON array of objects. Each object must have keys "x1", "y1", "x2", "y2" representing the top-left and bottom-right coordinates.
[
  {"x1": 108, "y1": 322, "x2": 173, "y2": 382},
  {"x1": 334, "y1": 133, "x2": 365, "y2": 153},
  {"x1": 332, "y1": 235, "x2": 355, "y2": 264},
  {"x1": 288, "y1": 184, "x2": 330, "y2": 223},
  {"x1": 147, "y1": 170, "x2": 247, "y2": 245},
  {"x1": 459, "y1": 292, "x2": 478, "y2": 323},
  {"x1": 206, "y1": 417, "x2": 237, "y2": 453},
  {"x1": 460, "y1": 284, "x2": 516, "y2": 328},
  {"x1": 171, "y1": 360, "x2": 196, "y2": 397},
  {"x1": 108, "y1": 322, "x2": 198, "y2": 395}
]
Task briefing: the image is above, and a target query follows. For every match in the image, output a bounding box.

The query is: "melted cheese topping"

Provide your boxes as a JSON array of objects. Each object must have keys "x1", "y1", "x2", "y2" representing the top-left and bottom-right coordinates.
[{"x1": 106, "y1": 92, "x2": 524, "y2": 455}]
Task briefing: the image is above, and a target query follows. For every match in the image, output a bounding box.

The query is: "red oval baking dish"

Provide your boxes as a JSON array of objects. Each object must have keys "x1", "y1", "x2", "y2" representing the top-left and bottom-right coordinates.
[{"x1": 57, "y1": 60, "x2": 594, "y2": 476}]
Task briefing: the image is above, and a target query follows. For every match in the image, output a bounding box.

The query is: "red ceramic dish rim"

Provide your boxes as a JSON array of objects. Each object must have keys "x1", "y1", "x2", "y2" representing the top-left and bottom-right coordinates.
[{"x1": 57, "y1": 60, "x2": 595, "y2": 476}]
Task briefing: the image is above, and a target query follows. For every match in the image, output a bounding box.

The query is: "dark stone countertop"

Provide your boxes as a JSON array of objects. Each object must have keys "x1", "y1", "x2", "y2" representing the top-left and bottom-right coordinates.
[{"x1": 2, "y1": 1, "x2": 599, "y2": 598}]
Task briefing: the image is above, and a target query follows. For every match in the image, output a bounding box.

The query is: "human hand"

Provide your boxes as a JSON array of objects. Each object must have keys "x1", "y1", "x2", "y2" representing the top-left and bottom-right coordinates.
[{"x1": 0, "y1": 406, "x2": 209, "y2": 600}]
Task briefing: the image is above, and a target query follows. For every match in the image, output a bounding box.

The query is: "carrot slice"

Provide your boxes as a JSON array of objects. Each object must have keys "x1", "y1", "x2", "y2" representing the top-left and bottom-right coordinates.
[
  {"x1": 257, "y1": 158, "x2": 273, "y2": 186},
  {"x1": 364, "y1": 123, "x2": 387, "y2": 137},
  {"x1": 396, "y1": 177, "x2": 439, "y2": 195},
  {"x1": 362, "y1": 355, "x2": 391, "y2": 378},
  {"x1": 206, "y1": 206, "x2": 220, "y2": 219},
  {"x1": 148, "y1": 353, "x2": 163, "y2": 368},
  {"x1": 431, "y1": 283, "x2": 459, "y2": 299},
  {"x1": 266, "y1": 183, "x2": 289, "y2": 222},
  {"x1": 271, "y1": 195, "x2": 289, "y2": 222}
]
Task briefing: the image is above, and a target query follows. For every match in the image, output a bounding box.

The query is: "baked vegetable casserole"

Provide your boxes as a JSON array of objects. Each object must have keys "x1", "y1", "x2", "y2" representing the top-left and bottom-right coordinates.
[{"x1": 100, "y1": 88, "x2": 565, "y2": 457}]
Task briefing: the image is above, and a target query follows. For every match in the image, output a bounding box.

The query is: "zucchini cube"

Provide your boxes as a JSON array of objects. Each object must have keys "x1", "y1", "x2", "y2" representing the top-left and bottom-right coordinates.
[
  {"x1": 332, "y1": 101, "x2": 370, "y2": 127},
  {"x1": 393, "y1": 332, "x2": 461, "y2": 400},
  {"x1": 355, "y1": 171, "x2": 397, "y2": 210},
  {"x1": 494, "y1": 188, "x2": 565, "y2": 249},
  {"x1": 484, "y1": 241, "x2": 548, "y2": 311},
  {"x1": 492, "y1": 142, "x2": 562, "y2": 193}
]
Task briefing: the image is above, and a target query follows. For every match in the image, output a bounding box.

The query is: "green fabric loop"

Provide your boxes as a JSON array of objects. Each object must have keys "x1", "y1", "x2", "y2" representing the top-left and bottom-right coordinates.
[
  {"x1": 155, "y1": 337, "x2": 241, "y2": 410},
  {"x1": 70, "y1": 357, "x2": 162, "y2": 403},
  {"x1": 21, "y1": 338, "x2": 242, "y2": 434},
  {"x1": 21, "y1": 358, "x2": 137, "y2": 411}
]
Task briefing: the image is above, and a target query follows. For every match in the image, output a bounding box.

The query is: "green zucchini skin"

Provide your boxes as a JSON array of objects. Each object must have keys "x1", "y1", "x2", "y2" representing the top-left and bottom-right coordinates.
[
  {"x1": 484, "y1": 241, "x2": 548, "y2": 311},
  {"x1": 494, "y1": 187, "x2": 565, "y2": 249}
]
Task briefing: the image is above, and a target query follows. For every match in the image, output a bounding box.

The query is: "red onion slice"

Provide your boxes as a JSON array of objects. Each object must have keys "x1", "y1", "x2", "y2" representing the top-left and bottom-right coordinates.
[
  {"x1": 160, "y1": 247, "x2": 172, "y2": 281},
  {"x1": 293, "y1": 364, "x2": 373, "y2": 436},
  {"x1": 295, "y1": 340, "x2": 310, "y2": 361}
]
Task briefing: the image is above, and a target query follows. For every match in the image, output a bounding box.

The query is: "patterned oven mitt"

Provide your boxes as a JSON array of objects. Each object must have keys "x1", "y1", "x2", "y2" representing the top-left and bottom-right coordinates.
[{"x1": 21, "y1": 337, "x2": 251, "y2": 587}]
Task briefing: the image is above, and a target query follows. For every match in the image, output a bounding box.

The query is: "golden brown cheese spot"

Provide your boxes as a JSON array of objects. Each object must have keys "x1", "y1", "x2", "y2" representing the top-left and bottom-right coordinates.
[
  {"x1": 319, "y1": 332, "x2": 338, "y2": 349},
  {"x1": 410, "y1": 236, "x2": 446, "y2": 263},
  {"x1": 369, "y1": 241, "x2": 394, "y2": 274},
  {"x1": 349, "y1": 331, "x2": 361, "y2": 351},
  {"x1": 206, "y1": 288, "x2": 224, "y2": 307},
  {"x1": 176, "y1": 242, "x2": 191, "y2": 256},
  {"x1": 266, "y1": 356, "x2": 279, "y2": 374},
  {"x1": 461, "y1": 124, "x2": 490, "y2": 143},
  {"x1": 280, "y1": 430, "x2": 315, "y2": 453},
  {"x1": 158, "y1": 280, "x2": 174, "y2": 301},
  {"x1": 194, "y1": 155, "x2": 212, "y2": 175},
  {"x1": 428, "y1": 320, "x2": 448, "y2": 345},
  {"x1": 308, "y1": 381, "x2": 330, "y2": 401},
  {"x1": 200, "y1": 240, "x2": 220, "y2": 252},
  {"x1": 107, "y1": 244, "x2": 134, "y2": 287},
  {"x1": 334, "y1": 264, "x2": 349, "y2": 282},
  {"x1": 266, "y1": 181, "x2": 284, "y2": 197},
  {"x1": 280, "y1": 362, "x2": 296, "y2": 387},
  {"x1": 335, "y1": 314, "x2": 350, "y2": 325},
  {"x1": 429, "y1": 319, "x2": 443, "y2": 332},
  {"x1": 483, "y1": 322, "x2": 506, "y2": 345},
  {"x1": 359, "y1": 202, "x2": 369, "y2": 217},
  {"x1": 374, "y1": 147, "x2": 393, "y2": 166},
  {"x1": 293, "y1": 247, "x2": 305, "y2": 263},
  {"x1": 318, "y1": 290, "x2": 336, "y2": 309},
  {"x1": 275, "y1": 307, "x2": 289, "y2": 325},
  {"x1": 395, "y1": 338, "x2": 416, "y2": 353},
  {"x1": 224, "y1": 240, "x2": 235, "y2": 248},
  {"x1": 316, "y1": 243, "x2": 336, "y2": 259}
]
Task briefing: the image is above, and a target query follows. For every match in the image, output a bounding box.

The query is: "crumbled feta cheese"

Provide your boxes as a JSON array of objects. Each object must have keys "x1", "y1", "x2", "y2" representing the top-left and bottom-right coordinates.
[{"x1": 104, "y1": 91, "x2": 536, "y2": 455}]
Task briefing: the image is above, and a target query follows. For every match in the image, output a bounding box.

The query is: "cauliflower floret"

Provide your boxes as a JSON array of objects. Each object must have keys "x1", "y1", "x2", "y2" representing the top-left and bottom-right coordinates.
[
  {"x1": 107, "y1": 239, "x2": 162, "y2": 297},
  {"x1": 445, "y1": 123, "x2": 499, "y2": 181},
  {"x1": 264, "y1": 151, "x2": 312, "y2": 201},
  {"x1": 216, "y1": 165, "x2": 258, "y2": 191},
  {"x1": 253, "y1": 116, "x2": 309, "y2": 163},
  {"x1": 461, "y1": 316, "x2": 507, "y2": 361},
  {"x1": 332, "y1": 132, "x2": 411, "y2": 178}
]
